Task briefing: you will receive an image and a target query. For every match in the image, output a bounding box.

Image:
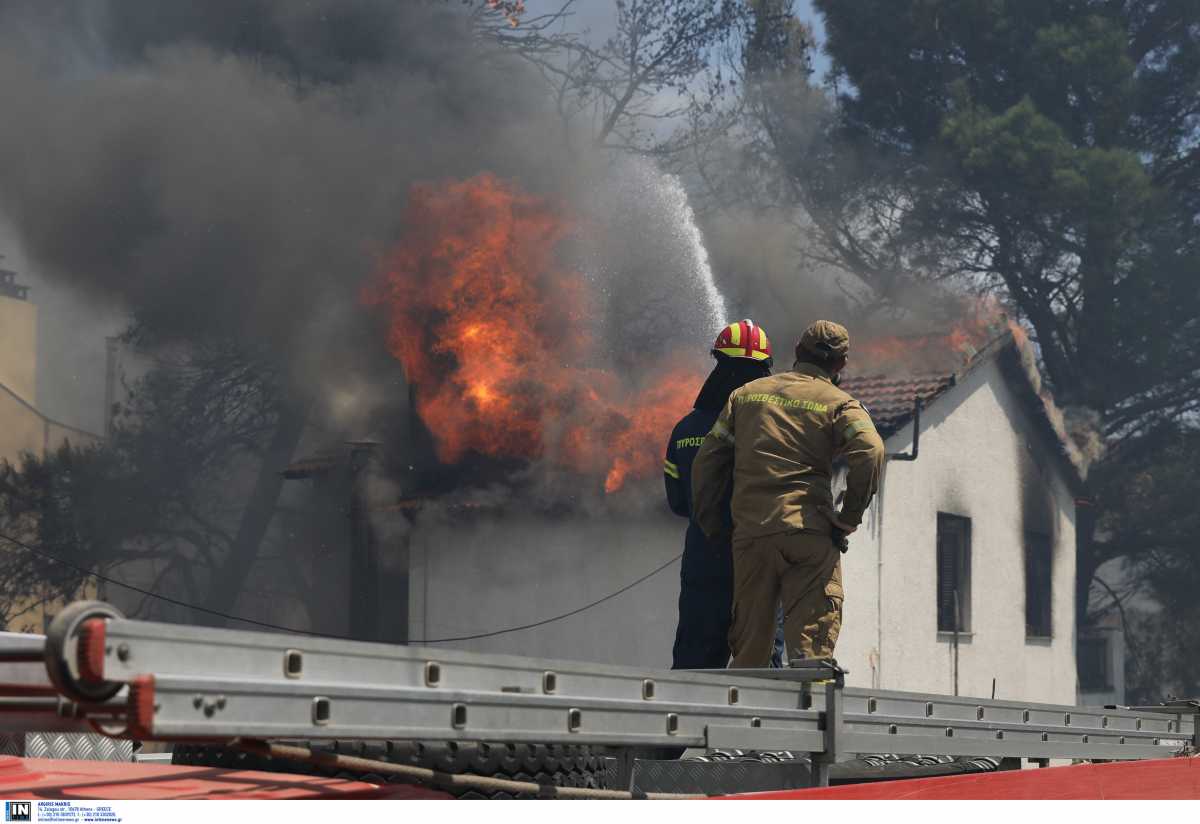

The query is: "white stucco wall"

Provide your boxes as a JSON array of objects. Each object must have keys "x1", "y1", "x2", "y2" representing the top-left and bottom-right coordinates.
[
  {"x1": 409, "y1": 511, "x2": 682, "y2": 665},
  {"x1": 837, "y1": 358, "x2": 1077, "y2": 704},
  {"x1": 410, "y1": 357, "x2": 1078, "y2": 706}
]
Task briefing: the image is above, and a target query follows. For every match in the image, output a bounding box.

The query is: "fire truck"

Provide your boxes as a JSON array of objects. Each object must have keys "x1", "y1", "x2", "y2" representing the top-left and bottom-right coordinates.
[{"x1": 1, "y1": 600, "x2": 1196, "y2": 799}]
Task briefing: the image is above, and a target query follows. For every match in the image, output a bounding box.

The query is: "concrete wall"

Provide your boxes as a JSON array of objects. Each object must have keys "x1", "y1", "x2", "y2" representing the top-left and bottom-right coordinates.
[
  {"x1": 410, "y1": 358, "x2": 1078, "y2": 706},
  {"x1": 0, "y1": 295, "x2": 36, "y2": 402},
  {"x1": 410, "y1": 510, "x2": 682, "y2": 665},
  {"x1": 1, "y1": 294, "x2": 103, "y2": 632},
  {"x1": 0, "y1": 387, "x2": 46, "y2": 463},
  {"x1": 842, "y1": 358, "x2": 1077, "y2": 704},
  {"x1": 0, "y1": 295, "x2": 41, "y2": 463},
  {"x1": 0, "y1": 378, "x2": 101, "y2": 463}
]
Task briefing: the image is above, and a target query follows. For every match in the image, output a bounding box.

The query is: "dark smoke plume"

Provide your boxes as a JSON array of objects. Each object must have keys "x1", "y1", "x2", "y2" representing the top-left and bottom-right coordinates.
[{"x1": 0, "y1": 0, "x2": 573, "y2": 404}]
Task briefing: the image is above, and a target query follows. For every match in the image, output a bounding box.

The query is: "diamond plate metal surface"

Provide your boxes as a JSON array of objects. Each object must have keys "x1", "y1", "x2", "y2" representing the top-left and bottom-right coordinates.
[
  {"x1": 631, "y1": 758, "x2": 813, "y2": 795},
  {"x1": 20, "y1": 733, "x2": 132, "y2": 762}
]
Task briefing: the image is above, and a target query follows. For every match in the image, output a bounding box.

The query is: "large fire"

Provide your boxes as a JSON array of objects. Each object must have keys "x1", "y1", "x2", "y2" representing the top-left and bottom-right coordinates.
[{"x1": 365, "y1": 174, "x2": 703, "y2": 493}]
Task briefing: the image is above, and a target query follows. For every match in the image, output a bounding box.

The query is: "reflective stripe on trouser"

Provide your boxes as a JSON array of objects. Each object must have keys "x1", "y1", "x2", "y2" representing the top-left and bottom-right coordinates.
[{"x1": 728, "y1": 530, "x2": 842, "y2": 668}]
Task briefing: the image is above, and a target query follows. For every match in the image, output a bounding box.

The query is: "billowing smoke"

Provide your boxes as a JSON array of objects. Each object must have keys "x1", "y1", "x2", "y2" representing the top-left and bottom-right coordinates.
[
  {"x1": 0, "y1": 0, "x2": 746, "y2": 504},
  {"x1": 0, "y1": 1, "x2": 578, "y2": 426}
]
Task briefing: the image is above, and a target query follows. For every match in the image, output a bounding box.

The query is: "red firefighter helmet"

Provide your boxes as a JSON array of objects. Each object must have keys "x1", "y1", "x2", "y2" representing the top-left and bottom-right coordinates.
[{"x1": 712, "y1": 319, "x2": 773, "y2": 364}]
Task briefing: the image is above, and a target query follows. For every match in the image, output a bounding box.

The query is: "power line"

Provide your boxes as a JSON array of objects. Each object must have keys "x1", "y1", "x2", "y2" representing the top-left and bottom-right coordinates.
[
  {"x1": 0, "y1": 530, "x2": 681, "y2": 644},
  {"x1": 411, "y1": 553, "x2": 682, "y2": 643},
  {"x1": 0, "y1": 530, "x2": 341, "y2": 637}
]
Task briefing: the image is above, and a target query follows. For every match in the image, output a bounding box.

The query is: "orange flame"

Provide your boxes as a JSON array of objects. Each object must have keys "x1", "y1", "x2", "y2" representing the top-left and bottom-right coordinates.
[
  {"x1": 853, "y1": 302, "x2": 1012, "y2": 375},
  {"x1": 365, "y1": 174, "x2": 702, "y2": 492}
]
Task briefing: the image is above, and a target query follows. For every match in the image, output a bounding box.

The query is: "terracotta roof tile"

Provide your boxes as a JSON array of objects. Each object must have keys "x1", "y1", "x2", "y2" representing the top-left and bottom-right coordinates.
[{"x1": 840, "y1": 372, "x2": 956, "y2": 436}]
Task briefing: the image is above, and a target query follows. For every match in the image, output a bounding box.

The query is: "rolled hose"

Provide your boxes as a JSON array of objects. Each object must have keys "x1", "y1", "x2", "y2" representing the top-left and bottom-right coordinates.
[{"x1": 43, "y1": 600, "x2": 125, "y2": 703}]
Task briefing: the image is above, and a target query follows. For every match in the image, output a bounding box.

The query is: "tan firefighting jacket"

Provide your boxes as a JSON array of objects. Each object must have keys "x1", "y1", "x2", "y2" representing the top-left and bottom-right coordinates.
[{"x1": 692, "y1": 363, "x2": 885, "y2": 540}]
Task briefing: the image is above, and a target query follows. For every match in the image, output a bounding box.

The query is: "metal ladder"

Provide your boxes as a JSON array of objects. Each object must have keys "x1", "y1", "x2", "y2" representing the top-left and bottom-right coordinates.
[{"x1": 1, "y1": 601, "x2": 1195, "y2": 788}]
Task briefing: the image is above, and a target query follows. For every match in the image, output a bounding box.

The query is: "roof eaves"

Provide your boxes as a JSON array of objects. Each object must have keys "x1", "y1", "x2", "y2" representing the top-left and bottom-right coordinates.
[
  {"x1": 914, "y1": 326, "x2": 1089, "y2": 490},
  {"x1": 847, "y1": 326, "x2": 1088, "y2": 490}
]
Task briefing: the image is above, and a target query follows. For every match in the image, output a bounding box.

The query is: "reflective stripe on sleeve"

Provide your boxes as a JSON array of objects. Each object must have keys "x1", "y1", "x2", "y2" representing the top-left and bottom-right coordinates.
[{"x1": 663, "y1": 459, "x2": 680, "y2": 479}]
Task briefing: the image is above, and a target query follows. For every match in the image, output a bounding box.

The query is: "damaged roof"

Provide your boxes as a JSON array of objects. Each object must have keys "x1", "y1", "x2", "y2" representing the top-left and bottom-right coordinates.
[
  {"x1": 843, "y1": 328, "x2": 1087, "y2": 488},
  {"x1": 840, "y1": 373, "x2": 956, "y2": 437}
]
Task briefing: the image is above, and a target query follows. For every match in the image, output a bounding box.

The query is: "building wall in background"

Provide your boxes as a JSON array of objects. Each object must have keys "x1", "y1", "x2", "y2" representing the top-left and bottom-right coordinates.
[
  {"x1": 1078, "y1": 615, "x2": 1126, "y2": 707},
  {"x1": 409, "y1": 512, "x2": 682, "y2": 665},
  {"x1": 0, "y1": 293, "x2": 41, "y2": 462},
  {"x1": 856, "y1": 359, "x2": 1078, "y2": 705},
  {"x1": 407, "y1": 356, "x2": 1078, "y2": 705},
  {"x1": 1, "y1": 291, "x2": 102, "y2": 632},
  {"x1": 0, "y1": 293, "x2": 36, "y2": 401}
]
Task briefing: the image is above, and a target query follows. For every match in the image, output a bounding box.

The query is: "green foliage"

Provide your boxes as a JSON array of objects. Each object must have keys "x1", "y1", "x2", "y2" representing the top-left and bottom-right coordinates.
[
  {"x1": 798, "y1": 0, "x2": 1200, "y2": 689},
  {"x1": 811, "y1": 0, "x2": 1200, "y2": 416},
  {"x1": 0, "y1": 337, "x2": 287, "y2": 628},
  {"x1": 1096, "y1": 427, "x2": 1200, "y2": 609},
  {"x1": 1125, "y1": 607, "x2": 1200, "y2": 705},
  {"x1": 0, "y1": 443, "x2": 125, "y2": 630}
]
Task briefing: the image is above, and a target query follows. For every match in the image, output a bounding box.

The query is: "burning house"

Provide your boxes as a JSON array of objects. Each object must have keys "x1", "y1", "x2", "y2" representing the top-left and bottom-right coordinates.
[
  {"x1": 0, "y1": 0, "x2": 1088, "y2": 703},
  {"x1": 282, "y1": 172, "x2": 1084, "y2": 705},
  {"x1": 387, "y1": 326, "x2": 1084, "y2": 707}
]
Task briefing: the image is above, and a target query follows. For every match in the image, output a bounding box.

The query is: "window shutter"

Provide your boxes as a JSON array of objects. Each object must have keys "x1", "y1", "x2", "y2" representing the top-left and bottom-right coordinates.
[{"x1": 937, "y1": 525, "x2": 957, "y2": 632}]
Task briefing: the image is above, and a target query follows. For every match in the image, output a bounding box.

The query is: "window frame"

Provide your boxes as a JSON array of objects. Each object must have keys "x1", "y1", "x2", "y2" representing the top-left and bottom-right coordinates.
[
  {"x1": 936, "y1": 513, "x2": 972, "y2": 634},
  {"x1": 1024, "y1": 531, "x2": 1054, "y2": 639},
  {"x1": 1078, "y1": 636, "x2": 1113, "y2": 691}
]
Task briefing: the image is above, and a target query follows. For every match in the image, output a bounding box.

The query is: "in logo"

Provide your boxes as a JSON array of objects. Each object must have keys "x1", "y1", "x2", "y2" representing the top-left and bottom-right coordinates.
[{"x1": 4, "y1": 801, "x2": 30, "y2": 822}]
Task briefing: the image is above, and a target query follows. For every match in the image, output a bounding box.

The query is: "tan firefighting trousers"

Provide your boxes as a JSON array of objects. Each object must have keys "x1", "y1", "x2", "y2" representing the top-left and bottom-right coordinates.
[{"x1": 728, "y1": 530, "x2": 843, "y2": 668}]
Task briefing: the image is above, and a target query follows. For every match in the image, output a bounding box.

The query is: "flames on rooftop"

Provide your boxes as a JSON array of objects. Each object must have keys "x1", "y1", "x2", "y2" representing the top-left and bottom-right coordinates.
[
  {"x1": 363, "y1": 174, "x2": 703, "y2": 494},
  {"x1": 850, "y1": 302, "x2": 1015, "y2": 377},
  {"x1": 355, "y1": 179, "x2": 1083, "y2": 501}
]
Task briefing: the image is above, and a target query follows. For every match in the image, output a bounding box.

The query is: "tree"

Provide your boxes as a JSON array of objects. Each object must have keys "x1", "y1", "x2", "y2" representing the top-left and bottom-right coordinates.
[
  {"x1": 0, "y1": 333, "x2": 306, "y2": 629},
  {"x1": 810, "y1": 0, "x2": 1200, "y2": 414},
  {"x1": 1091, "y1": 425, "x2": 1200, "y2": 701},
  {"x1": 785, "y1": 1, "x2": 1200, "y2": 639},
  {"x1": 686, "y1": 0, "x2": 819, "y2": 210},
  {"x1": 494, "y1": 0, "x2": 750, "y2": 157}
]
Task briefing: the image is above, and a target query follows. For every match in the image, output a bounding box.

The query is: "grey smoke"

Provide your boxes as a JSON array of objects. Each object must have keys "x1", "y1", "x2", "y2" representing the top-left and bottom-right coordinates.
[{"x1": 0, "y1": 0, "x2": 576, "y2": 410}]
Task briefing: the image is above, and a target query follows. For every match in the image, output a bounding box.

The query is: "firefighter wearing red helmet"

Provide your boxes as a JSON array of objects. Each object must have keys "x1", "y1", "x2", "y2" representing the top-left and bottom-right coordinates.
[
  {"x1": 710, "y1": 319, "x2": 774, "y2": 363},
  {"x1": 691, "y1": 320, "x2": 884, "y2": 667},
  {"x1": 663, "y1": 320, "x2": 783, "y2": 671}
]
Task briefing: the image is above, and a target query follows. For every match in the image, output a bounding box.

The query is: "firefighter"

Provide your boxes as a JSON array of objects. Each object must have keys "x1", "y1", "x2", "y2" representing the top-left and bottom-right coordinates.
[
  {"x1": 691, "y1": 320, "x2": 885, "y2": 667},
  {"x1": 664, "y1": 319, "x2": 783, "y2": 670}
]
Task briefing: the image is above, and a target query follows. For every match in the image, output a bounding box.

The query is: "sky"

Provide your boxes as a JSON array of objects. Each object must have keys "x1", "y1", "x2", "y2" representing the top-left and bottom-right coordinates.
[{"x1": 522, "y1": 0, "x2": 831, "y2": 75}]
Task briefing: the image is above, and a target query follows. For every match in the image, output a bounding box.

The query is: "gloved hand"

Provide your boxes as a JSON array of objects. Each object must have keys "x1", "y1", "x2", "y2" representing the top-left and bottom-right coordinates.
[
  {"x1": 821, "y1": 507, "x2": 856, "y2": 554},
  {"x1": 831, "y1": 527, "x2": 850, "y2": 554}
]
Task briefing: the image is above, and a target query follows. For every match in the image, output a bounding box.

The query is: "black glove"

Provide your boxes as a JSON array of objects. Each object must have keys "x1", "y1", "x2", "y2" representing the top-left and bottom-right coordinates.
[{"x1": 831, "y1": 527, "x2": 850, "y2": 554}]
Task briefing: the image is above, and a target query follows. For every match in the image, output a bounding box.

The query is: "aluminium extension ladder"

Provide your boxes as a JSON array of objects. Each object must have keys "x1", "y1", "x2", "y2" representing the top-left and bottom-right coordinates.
[{"x1": 0, "y1": 601, "x2": 1195, "y2": 788}]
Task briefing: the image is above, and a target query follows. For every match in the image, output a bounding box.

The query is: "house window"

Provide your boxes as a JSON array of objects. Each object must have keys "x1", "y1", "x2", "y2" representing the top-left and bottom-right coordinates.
[
  {"x1": 1078, "y1": 637, "x2": 1112, "y2": 690},
  {"x1": 1025, "y1": 532, "x2": 1053, "y2": 638},
  {"x1": 936, "y1": 514, "x2": 971, "y2": 633}
]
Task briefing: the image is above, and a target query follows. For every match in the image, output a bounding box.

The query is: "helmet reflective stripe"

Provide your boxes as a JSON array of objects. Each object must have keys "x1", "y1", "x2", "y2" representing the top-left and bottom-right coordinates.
[{"x1": 712, "y1": 319, "x2": 773, "y2": 362}]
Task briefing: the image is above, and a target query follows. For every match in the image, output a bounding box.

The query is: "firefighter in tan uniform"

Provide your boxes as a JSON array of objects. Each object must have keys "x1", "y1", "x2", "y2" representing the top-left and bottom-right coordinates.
[{"x1": 691, "y1": 321, "x2": 885, "y2": 667}]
